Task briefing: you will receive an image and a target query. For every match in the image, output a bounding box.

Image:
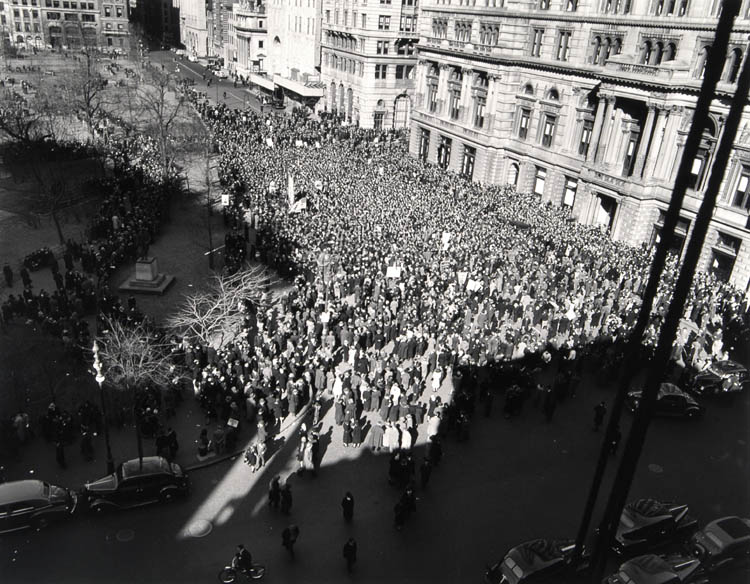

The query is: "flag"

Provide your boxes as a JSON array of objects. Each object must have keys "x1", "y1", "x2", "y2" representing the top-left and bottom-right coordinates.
[
  {"x1": 290, "y1": 197, "x2": 307, "y2": 213},
  {"x1": 287, "y1": 174, "x2": 295, "y2": 207}
]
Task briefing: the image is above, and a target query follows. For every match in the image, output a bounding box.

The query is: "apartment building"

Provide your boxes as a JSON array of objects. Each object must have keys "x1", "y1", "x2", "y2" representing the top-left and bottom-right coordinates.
[
  {"x1": 319, "y1": 0, "x2": 419, "y2": 128},
  {"x1": 410, "y1": 0, "x2": 750, "y2": 289},
  {"x1": 231, "y1": 0, "x2": 267, "y2": 77}
]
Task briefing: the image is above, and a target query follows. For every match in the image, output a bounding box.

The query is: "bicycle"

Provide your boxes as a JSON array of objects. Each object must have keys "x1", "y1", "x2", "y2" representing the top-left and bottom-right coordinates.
[{"x1": 217, "y1": 563, "x2": 266, "y2": 582}]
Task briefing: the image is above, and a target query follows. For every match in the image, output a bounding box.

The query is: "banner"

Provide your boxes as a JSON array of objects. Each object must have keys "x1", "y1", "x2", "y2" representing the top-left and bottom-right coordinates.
[
  {"x1": 386, "y1": 266, "x2": 402, "y2": 279},
  {"x1": 287, "y1": 174, "x2": 295, "y2": 207},
  {"x1": 290, "y1": 197, "x2": 307, "y2": 213},
  {"x1": 457, "y1": 271, "x2": 469, "y2": 286},
  {"x1": 221, "y1": 194, "x2": 230, "y2": 206},
  {"x1": 266, "y1": 136, "x2": 274, "y2": 148},
  {"x1": 467, "y1": 279, "x2": 482, "y2": 292}
]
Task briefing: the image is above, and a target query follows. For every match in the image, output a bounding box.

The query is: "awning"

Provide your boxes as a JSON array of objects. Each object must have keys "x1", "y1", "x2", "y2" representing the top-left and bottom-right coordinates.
[
  {"x1": 273, "y1": 74, "x2": 324, "y2": 98},
  {"x1": 249, "y1": 73, "x2": 274, "y2": 91}
]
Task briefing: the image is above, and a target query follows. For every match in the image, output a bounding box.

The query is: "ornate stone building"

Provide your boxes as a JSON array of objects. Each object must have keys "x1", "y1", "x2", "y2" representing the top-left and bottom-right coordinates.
[
  {"x1": 318, "y1": 0, "x2": 420, "y2": 128},
  {"x1": 410, "y1": 0, "x2": 750, "y2": 289},
  {"x1": 230, "y1": 0, "x2": 267, "y2": 77}
]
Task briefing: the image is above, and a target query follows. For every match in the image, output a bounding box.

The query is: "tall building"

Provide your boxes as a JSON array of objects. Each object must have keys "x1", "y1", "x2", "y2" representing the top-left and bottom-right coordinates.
[
  {"x1": 6, "y1": 0, "x2": 44, "y2": 48},
  {"x1": 134, "y1": 0, "x2": 180, "y2": 46},
  {"x1": 319, "y1": 0, "x2": 419, "y2": 128},
  {"x1": 410, "y1": 0, "x2": 750, "y2": 290},
  {"x1": 179, "y1": 0, "x2": 209, "y2": 55},
  {"x1": 265, "y1": 0, "x2": 324, "y2": 106},
  {"x1": 99, "y1": 0, "x2": 129, "y2": 49},
  {"x1": 230, "y1": 0, "x2": 267, "y2": 77}
]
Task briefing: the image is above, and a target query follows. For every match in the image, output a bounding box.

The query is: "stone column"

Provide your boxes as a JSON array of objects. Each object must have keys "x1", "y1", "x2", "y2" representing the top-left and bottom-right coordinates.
[
  {"x1": 605, "y1": 108, "x2": 624, "y2": 166},
  {"x1": 643, "y1": 106, "x2": 668, "y2": 179},
  {"x1": 632, "y1": 104, "x2": 657, "y2": 178},
  {"x1": 655, "y1": 106, "x2": 683, "y2": 179},
  {"x1": 596, "y1": 95, "x2": 616, "y2": 163},
  {"x1": 486, "y1": 74, "x2": 501, "y2": 131},
  {"x1": 437, "y1": 63, "x2": 451, "y2": 116},
  {"x1": 587, "y1": 94, "x2": 607, "y2": 163}
]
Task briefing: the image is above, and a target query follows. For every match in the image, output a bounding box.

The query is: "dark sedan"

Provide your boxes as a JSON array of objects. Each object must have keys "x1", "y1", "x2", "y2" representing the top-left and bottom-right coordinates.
[
  {"x1": 485, "y1": 539, "x2": 586, "y2": 583},
  {"x1": 82, "y1": 456, "x2": 189, "y2": 512},
  {"x1": 603, "y1": 554, "x2": 707, "y2": 584},
  {"x1": 690, "y1": 516, "x2": 750, "y2": 572},
  {"x1": 625, "y1": 384, "x2": 704, "y2": 419},
  {"x1": 614, "y1": 499, "x2": 699, "y2": 556},
  {"x1": 689, "y1": 360, "x2": 749, "y2": 396}
]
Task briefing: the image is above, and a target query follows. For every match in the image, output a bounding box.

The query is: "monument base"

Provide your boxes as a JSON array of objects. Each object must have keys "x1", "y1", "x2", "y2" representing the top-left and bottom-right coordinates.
[{"x1": 118, "y1": 256, "x2": 175, "y2": 295}]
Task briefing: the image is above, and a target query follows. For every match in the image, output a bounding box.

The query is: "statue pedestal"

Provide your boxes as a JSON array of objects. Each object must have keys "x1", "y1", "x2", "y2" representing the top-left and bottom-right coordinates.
[{"x1": 118, "y1": 256, "x2": 175, "y2": 295}]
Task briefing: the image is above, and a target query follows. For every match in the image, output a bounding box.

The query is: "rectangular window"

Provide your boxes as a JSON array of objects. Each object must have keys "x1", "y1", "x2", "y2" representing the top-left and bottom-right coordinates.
[
  {"x1": 116, "y1": 6, "x2": 121, "y2": 16},
  {"x1": 374, "y1": 112, "x2": 384, "y2": 130},
  {"x1": 688, "y1": 149, "x2": 708, "y2": 190},
  {"x1": 474, "y1": 96, "x2": 486, "y2": 128},
  {"x1": 461, "y1": 145, "x2": 476, "y2": 180},
  {"x1": 541, "y1": 115, "x2": 556, "y2": 147},
  {"x1": 438, "y1": 136, "x2": 452, "y2": 169},
  {"x1": 325, "y1": 10, "x2": 330, "y2": 22},
  {"x1": 361, "y1": 13, "x2": 366, "y2": 27},
  {"x1": 375, "y1": 64, "x2": 387, "y2": 79},
  {"x1": 376, "y1": 40, "x2": 388, "y2": 54},
  {"x1": 427, "y1": 82, "x2": 438, "y2": 113},
  {"x1": 534, "y1": 166, "x2": 547, "y2": 196},
  {"x1": 343, "y1": 10, "x2": 348, "y2": 25},
  {"x1": 259, "y1": 40, "x2": 264, "y2": 48},
  {"x1": 539, "y1": 0, "x2": 549, "y2": 7},
  {"x1": 565, "y1": 0, "x2": 577, "y2": 10},
  {"x1": 710, "y1": 232, "x2": 741, "y2": 282},
  {"x1": 730, "y1": 168, "x2": 750, "y2": 209},
  {"x1": 449, "y1": 90, "x2": 461, "y2": 120},
  {"x1": 396, "y1": 64, "x2": 404, "y2": 78},
  {"x1": 378, "y1": 15, "x2": 390, "y2": 29},
  {"x1": 556, "y1": 31, "x2": 571, "y2": 61},
  {"x1": 334, "y1": 10, "x2": 338, "y2": 24},
  {"x1": 531, "y1": 28, "x2": 544, "y2": 57},
  {"x1": 518, "y1": 108, "x2": 531, "y2": 139},
  {"x1": 622, "y1": 136, "x2": 638, "y2": 176},
  {"x1": 579, "y1": 119, "x2": 593, "y2": 156},
  {"x1": 81, "y1": 13, "x2": 94, "y2": 20},
  {"x1": 103, "y1": 5, "x2": 110, "y2": 16},
  {"x1": 563, "y1": 177, "x2": 577, "y2": 207},
  {"x1": 353, "y1": 11, "x2": 357, "y2": 27}
]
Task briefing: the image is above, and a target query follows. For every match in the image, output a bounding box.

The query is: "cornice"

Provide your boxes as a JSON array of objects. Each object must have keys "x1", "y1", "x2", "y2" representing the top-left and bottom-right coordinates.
[{"x1": 421, "y1": 8, "x2": 750, "y2": 34}]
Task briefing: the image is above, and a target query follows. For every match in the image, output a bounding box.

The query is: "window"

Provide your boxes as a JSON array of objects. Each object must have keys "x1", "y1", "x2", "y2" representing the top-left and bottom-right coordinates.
[
  {"x1": 373, "y1": 112, "x2": 384, "y2": 130},
  {"x1": 115, "y1": 5, "x2": 121, "y2": 16},
  {"x1": 395, "y1": 65, "x2": 414, "y2": 79},
  {"x1": 695, "y1": 45, "x2": 710, "y2": 79},
  {"x1": 376, "y1": 40, "x2": 388, "y2": 54},
  {"x1": 419, "y1": 128, "x2": 430, "y2": 161},
  {"x1": 725, "y1": 48, "x2": 743, "y2": 83},
  {"x1": 534, "y1": 167, "x2": 547, "y2": 196},
  {"x1": 361, "y1": 13, "x2": 366, "y2": 27},
  {"x1": 81, "y1": 13, "x2": 94, "y2": 20},
  {"x1": 259, "y1": 20, "x2": 264, "y2": 28},
  {"x1": 651, "y1": 210, "x2": 690, "y2": 256},
  {"x1": 518, "y1": 108, "x2": 531, "y2": 139},
  {"x1": 474, "y1": 95, "x2": 486, "y2": 128},
  {"x1": 556, "y1": 31, "x2": 571, "y2": 61},
  {"x1": 374, "y1": 64, "x2": 387, "y2": 79},
  {"x1": 325, "y1": 10, "x2": 330, "y2": 22},
  {"x1": 539, "y1": 0, "x2": 549, "y2": 7},
  {"x1": 541, "y1": 115, "x2": 556, "y2": 147},
  {"x1": 380, "y1": 0, "x2": 391, "y2": 3},
  {"x1": 343, "y1": 10, "x2": 348, "y2": 25},
  {"x1": 710, "y1": 232, "x2": 741, "y2": 282},
  {"x1": 730, "y1": 167, "x2": 750, "y2": 210},
  {"x1": 531, "y1": 28, "x2": 544, "y2": 57},
  {"x1": 688, "y1": 149, "x2": 708, "y2": 190},
  {"x1": 579, "y1": 119, "x2": 593, "y2": 156},
  {"x1": 433, "y1": 18, "x2": 448, "y2": 39},
  {"x1": 334, "y1": 10, "x2": 339, "y2": 24},
  {"x1": 508, "y1": 162, "x2": 519, "y2": 187},
  {"x1": 437, "y1": 136, "x2": 452, "y2": 169},
  {"x1": 461, "y1": 145, "x2": 476, "y2": 180},
  {"x1": 622, "y1": 135, "x2": 638, "y2": 176},
  {"x1": 563, "y1": 177, "x2": 577, "y2": 207},
  {"x1": 565, "y1": 0, "x2": 577, "y2": 10},
  {"x1": 427, "y1": 81, "x2": 438, "y2": 113},
  {"x1": 455, "y1": 20, "x2": 471, "y2": 42},
  {"x1": 397, "y1": 40, "x2": 414, "y2": 55},
  {"x1": 103, "y1": 5, "x2": 110, "y2": 16},
  {"x1": 449, "y1": 89, "x2": 461, "y2": 120},
  {"x1": 378, "y1": 15, "x2": 390, "y2": 30},
  {"x1": 259, "y1": 40, "x2": 264, "y2": 48}
]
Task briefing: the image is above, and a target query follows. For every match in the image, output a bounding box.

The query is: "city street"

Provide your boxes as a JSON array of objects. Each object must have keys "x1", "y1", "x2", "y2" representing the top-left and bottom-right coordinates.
[{"x1": 2, "y1": 360, "x2": 748, "y2": 584}]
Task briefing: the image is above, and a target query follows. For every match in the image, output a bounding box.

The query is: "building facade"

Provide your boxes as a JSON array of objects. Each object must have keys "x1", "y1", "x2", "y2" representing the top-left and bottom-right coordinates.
[
  {"x1": 231, "y1": 0, "x2": 267, "y2": 77},
  {"x1": 319, "y1": 0, "x2": 419, "y2": 128},
  {"x1": 179, "y1": 0, "x2": 210, "y2": 55},
  {"x1": 99, "y1": 0, "x2": 128, "y2": 49},
  {"x1": 410, "y1": 0, "x2": 750, "y2": 290},
  {"x1": 134, "y1": 0, "x2": 180, "y2": 46}
]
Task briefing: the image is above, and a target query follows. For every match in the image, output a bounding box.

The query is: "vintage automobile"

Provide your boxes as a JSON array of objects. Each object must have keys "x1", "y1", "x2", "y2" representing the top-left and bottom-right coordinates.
[
  {"x1": 689, "y1": 360, "x2": 749, "y2": 396},
  {"x1": 625, "y1": 384, "x2": 705, "y2": 419},
  {"x1": 690, "y1": 516, "x2": 750, "y2": 572},
  {"x1": 613, "y1": 499, "x2": 699, "y2": 556},
  {"x1": 603, "y1": 554, "x2": 707, "y2": 584},
  {"x1": 82, "y1": 456, "x2": 189, "y2": 512},
  {"x1": 485, "y1": 539, "x2": 586, "y2": 583},
  {"x1": 0, "y1": 480, "x2": 78, "y2": 534},
  {"x1": 214, "y1": 69, "x2": 229, "y2": 79}
]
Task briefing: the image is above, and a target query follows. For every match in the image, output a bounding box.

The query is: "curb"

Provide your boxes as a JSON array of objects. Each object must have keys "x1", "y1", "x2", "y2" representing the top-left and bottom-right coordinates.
[{"x1": 184, "y1": 403, "x2": 312, "y2": 472}]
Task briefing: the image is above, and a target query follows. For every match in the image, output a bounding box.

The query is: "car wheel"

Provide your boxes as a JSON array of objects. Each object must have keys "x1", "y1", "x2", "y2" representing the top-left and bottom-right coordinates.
[{"x1": 160, "y1": 490, "x2": 175, "y2": 503}]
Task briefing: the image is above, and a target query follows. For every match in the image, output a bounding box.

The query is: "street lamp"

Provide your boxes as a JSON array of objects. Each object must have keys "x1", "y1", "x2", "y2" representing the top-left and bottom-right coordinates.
[{"x1": 92, "y1": 340, "x2": 115, "y2": 474}]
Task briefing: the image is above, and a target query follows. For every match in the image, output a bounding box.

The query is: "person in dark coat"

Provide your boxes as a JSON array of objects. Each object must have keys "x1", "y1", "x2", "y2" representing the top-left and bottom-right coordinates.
[
  {"x1": 351, "y1": 418, "x2": 362, "y2": 447},
  {"x1": 19, "y1": 266, "x2": 31, "y2": 288},
  {"x1": 3, "y1": 264, "x2": 12, "y2": 287},
  {"x1": 334, "y1": 398, "x2": 345, "y2": 426},
  {"x1": 280, "y1": 483, "x2": 293, "y2": 514},
  {"x1": 343, "y1": 538, "x2": 357, "y2": 573},
  {"x1": 419, "y1": 457, "x2": 432, "y2": 489},
  {"x1": 55, "y1": 440, "x2": 66, "y2": 469},
  {"x1": 282, "y1": 524, "x2": 299, "y2": 558},
  {"x1": 342, "y1": 421, "x2": 352, "y2": 447},
  {"x1": 268, "y1": 475, "x2": 281, "y2": 509},
  {"x1": 341, "y1": 491, "x2": 354, "y2": 522},
  {"x1": 428, "y1": 435, "x2": 442, "y2": 466}
]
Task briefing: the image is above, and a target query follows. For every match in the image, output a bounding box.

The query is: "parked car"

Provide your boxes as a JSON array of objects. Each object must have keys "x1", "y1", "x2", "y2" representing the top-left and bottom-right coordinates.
[
  {"x1": 613, "y1": 499, "x2": 699, "y2": 556},
  {"x1": 690, "y1": 516, "x2": 750, "y2": 572},
  {"x1": 625, "y1": 384, "x2": 705, "y2": 419},
  {"x1": 82, "y1": 456, "x2": 189, "y2": 512},
  {"x1": 485, "y1": 539, "x2": 586, "y2": 583},
  {"x1": 187, "y1": 54, "x2": 199, "y2": 63},
  {"x1": 603, "y1": 554, "x2": 707, "y2": 584},
  {"x1": 214, "y1": 69, "x2": 229, "y2": 79},
  {"x1": 0, "y1": 480, "x2": 78, "y2": 534},
  {"x1": 689, "y1": 360, "x2": 749, "y2": 396}
]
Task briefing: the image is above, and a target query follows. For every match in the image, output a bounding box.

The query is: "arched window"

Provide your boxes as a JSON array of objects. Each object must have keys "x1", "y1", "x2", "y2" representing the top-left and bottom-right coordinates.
[
  {"x1": 592, "y1": 36, "x2": 602, "y2": 65},
  {"x1": 547, "y1": 88, "x2": 559, "y2": 101},
  {"x1": 654, "y1": 0, "x2": 664, "y2": 14},
  {"x1": 677, "y1": 0, "x2": 689, "y2": 15},
  {"x1": 524, "y1": 83, "x2": 535, "y2": 95},
  {"x1": 663, "y1": 42, "x2": 676, "y2": 62},
  {"x1": 613, "y1": 38, "x2": 622, "y2": 55},
  {"x1": 508, "y1": 163, "x2": 519, "y2": 187},
  {"x1": 653, "y1": 41, "x2": 664, "y2": 65},
  {"x1": 603, "y1": 37, "x2": 612, "y2": 63},
  {"x1": 641, "y1": 41, "x2": 652, "y2": 65},
  {"x1": 491, "y1": 26, "x2": 499, "y2": 45},
  {"x1": 725, "y1": 48, "x2": 743, "y2": 83}
]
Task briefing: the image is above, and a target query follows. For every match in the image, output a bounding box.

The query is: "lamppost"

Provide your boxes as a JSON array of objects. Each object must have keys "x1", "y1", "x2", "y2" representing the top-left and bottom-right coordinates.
[{"x1": 92, "y1": 341, "x2": 115, "y2": 474}]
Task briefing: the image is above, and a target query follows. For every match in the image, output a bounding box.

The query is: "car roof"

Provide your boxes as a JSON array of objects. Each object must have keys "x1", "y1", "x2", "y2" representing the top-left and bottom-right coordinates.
[
  {"x1": 621, "y1": 555, "x2": 678, "y2": 584},
  {"x1": 625, "y1": 499, "x2": 672, "y2": 519},
  {"x1": 121, "y1": 457, "x2": 171, "y2": 479},
  {"x1": 0, "y1": 480, "x2": 47, "y2": 505},
  {"x1": 707, "y1": 517, "x2": 750, "y2": 544},
  {"x1": 658, "y1": 383, "x2": 685, "y2": 397}
]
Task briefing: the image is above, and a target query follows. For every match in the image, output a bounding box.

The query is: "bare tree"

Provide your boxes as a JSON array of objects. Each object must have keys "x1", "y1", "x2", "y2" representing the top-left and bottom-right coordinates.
[
  {"x1": 60, "y1": 44, "x2": 111, "y2": 142},
  {"x1": 96, "y1": 315, "x2": 174, "y2": 465},
  {"x1": 168, "y1": 267, "x2": 280, "y2": 348},
  {"x1": 0, "y1": 86, "x2": 55, "y2": 145}
]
